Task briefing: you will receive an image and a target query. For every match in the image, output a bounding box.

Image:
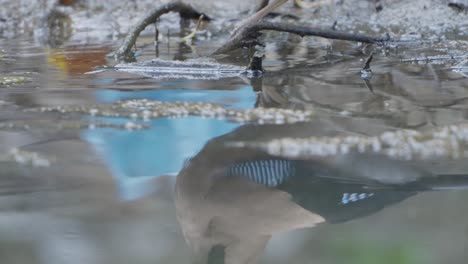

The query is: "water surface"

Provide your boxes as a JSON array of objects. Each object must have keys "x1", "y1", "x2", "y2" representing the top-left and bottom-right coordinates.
[{"x1": 1, "y1": 22, "x2": 468, "y2": 264}]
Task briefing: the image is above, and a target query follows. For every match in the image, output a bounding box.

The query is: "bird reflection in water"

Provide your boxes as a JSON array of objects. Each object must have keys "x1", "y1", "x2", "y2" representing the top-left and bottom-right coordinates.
[{"x1": 175, "y1": 125, "x2": 468, "y2": 264}]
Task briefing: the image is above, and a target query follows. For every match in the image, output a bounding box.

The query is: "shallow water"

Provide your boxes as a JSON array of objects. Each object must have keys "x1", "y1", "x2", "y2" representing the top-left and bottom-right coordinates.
[{"x1": 1, "y1": 19, "x2": 468, "y2": 264}]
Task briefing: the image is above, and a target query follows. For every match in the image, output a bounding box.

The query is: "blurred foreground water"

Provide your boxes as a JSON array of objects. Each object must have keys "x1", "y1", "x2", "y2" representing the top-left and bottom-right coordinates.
[{"x1": 1, "y1": 2, "x2": 468, "y2": 263}]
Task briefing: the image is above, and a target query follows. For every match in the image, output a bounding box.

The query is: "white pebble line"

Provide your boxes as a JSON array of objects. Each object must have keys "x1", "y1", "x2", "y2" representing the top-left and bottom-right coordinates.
[
  {"x1": 235, "y1": 124, "x2": 468, "y2": 161},
  {"x1": 30, "y1": 100, "x2": 314, "y2": 125}
]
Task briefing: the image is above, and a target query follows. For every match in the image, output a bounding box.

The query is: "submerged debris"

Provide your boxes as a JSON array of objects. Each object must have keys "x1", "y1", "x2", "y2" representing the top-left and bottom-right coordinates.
[
  {"x1": 29, "y1": 100, "x2": 313, "y2": 124},
  {"x1": 228, "y1": 124, "x2": 468, "y2": 161}
]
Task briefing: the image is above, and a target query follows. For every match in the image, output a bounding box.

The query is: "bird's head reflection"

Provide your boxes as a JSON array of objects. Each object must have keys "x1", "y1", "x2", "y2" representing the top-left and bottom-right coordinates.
[{"x1": 174, "y1": 125, "x2": 468, "y2": 264}]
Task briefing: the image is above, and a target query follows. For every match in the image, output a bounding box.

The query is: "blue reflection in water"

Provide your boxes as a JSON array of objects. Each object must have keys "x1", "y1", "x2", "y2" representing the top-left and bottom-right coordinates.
[{"x1": 81, "y1": 84, "x2": 256, "y2": 200}]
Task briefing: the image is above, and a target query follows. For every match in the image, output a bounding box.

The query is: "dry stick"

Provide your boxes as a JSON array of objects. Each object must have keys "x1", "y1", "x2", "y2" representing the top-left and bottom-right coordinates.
[
  {"x1": 362, "y1": 53, "x2": 374, "y2": 70},
  {"x1": 114, "y1": 1, "x2": 210, "y2": 62},
  {"x1": 181, "y1": 15, "x2": 205, "y2": 43},
  {"x1": 214, "y1": 21, "x2": 392, "y2": 54},
  {"x1": 361, "y1": 53, "x2": 374, "y2": 94}
]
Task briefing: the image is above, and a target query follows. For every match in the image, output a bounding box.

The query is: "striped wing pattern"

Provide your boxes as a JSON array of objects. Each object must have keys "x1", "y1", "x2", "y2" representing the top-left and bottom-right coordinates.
[{"x1": 226, "y1": 159, "x2": 296, "y2": 187}]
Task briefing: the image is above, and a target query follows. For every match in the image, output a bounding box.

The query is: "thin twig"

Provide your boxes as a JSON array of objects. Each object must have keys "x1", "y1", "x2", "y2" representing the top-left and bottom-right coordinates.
[
  {"x1": 114, "y1": 1, "x2": 210, "y2": 62},
  {"x1": 181, "y1": 15, "x2": 205, "y2": 43},
  {"x1": 361, "y1": 53, "x2": 374, "y2": 94},
  {"x1": 362, "y1": 53, "x2": 374, "y2": 70}
]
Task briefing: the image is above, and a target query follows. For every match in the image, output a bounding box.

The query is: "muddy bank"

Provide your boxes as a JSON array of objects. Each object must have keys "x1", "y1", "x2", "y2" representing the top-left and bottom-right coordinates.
[{"x1": 0, "y1": 0, "x2": 466, "y2": 42}]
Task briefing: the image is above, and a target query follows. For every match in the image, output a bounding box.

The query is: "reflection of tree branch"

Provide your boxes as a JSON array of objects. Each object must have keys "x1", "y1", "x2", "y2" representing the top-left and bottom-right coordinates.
[
  {"x1": 368, "y1": 88, "x2": 468, "y2": 128},
  {"x1": 422, "y1": 96, "x2": 468, "y2": 109},
  {"x1": 214, "y1": 21, "x2": 392, "y2": 54},
  {"x1": 287, "y1": 83, "x2": 430, "y2": 129},
  {"x1": 114, "y1": 2, "x2": 210, "y2": 62},
  {"x1": 363, "y1": 79, "x2": 374, "y2": 94}
]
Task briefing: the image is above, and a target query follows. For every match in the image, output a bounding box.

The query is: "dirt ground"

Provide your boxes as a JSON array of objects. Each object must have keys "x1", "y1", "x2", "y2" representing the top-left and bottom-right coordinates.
[{"x1": 0, "y1": 0, "x2": 466, "y2": 42}]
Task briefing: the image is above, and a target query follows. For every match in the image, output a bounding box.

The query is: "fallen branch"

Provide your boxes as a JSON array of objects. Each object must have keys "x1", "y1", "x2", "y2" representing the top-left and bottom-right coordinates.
[
  {"x1": 114, "y1": 1, "x2": 210, "y2": 62},
  {"x1": 214, "y1": 21, "x2": 392, "y2": 54}
]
